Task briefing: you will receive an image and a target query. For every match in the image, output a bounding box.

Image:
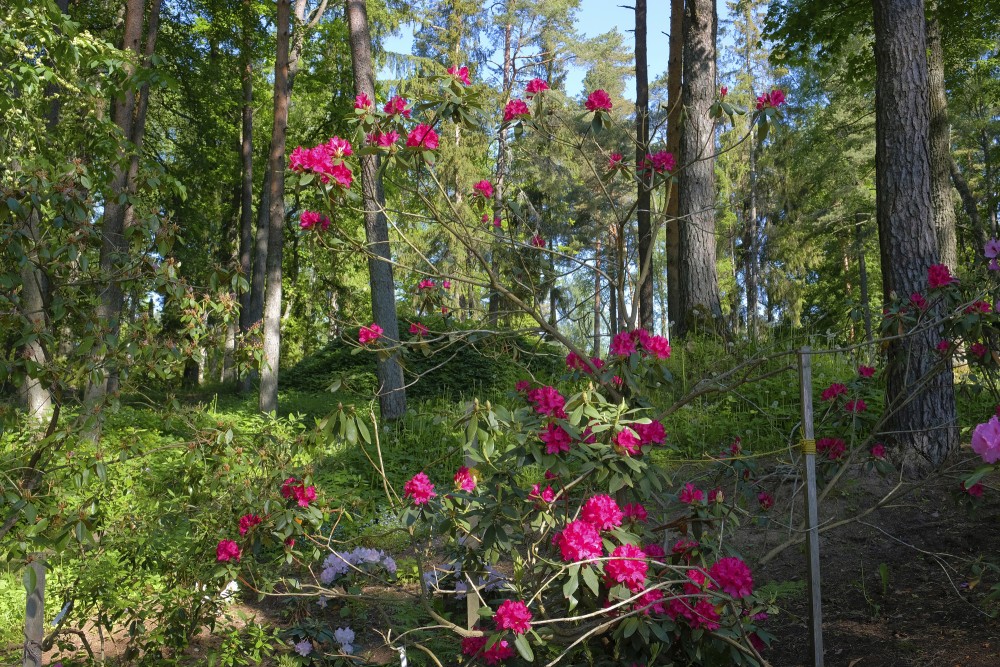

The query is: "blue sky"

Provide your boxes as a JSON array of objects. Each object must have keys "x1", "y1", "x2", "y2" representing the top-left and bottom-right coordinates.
[{"x1": 382, "y1": 0, "x2": 674, "y2": 100}]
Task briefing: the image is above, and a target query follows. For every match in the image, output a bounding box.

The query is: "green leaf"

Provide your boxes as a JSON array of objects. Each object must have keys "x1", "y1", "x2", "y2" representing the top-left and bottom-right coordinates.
[
  {"x1": 581, "y1": 565, "x2": 600, "y2": 596},
  {"x1": 23, "y1": 566, "x2": 37, "y2": 595},
  {"x1": 513, "y1": 634, "x2": 533, "y2": 662},
  {"x1": 964, "y1": 465, "x2": 994, "y2": 488}
]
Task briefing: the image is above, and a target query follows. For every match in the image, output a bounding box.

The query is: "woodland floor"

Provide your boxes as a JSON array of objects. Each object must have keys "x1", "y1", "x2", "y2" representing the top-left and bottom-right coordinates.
[
  {"x1": 754, "y1": 458, "x2": 1000, "y2": 667},
  {"x1": 44, "y1": 458, "x2": 1000, "y2": 667}
]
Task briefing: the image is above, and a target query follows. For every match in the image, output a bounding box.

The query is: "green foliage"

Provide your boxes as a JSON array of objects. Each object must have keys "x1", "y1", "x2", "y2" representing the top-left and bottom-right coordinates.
[{"x1": 282, "y1": 323, "x2": 562, "y2": 402}]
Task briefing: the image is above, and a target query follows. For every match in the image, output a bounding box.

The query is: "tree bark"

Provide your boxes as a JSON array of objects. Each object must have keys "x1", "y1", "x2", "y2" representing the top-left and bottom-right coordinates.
[
  {"x1": 489, "y1": 20, "x2": 514, "y2": 325},
  {"x1": 87, "y1": 0, "x2": 162, "y2": 408},
  {"x1": 950, "y1": 156, "x2": 986, "y2": 251},
  {"x1": 677, "y1": 0, "x2": 722, "y2": 337},
  {"x1": 665, "y1": 0, "x2": 683, "y2": 330},
  {"x1": 346, "y1": 0, "x2": 407, "y2": 420},
  {"x1": 593, "y1": 239, "x2": 602, "y2": 355},
  {"x1": 235, "y1": 0, "x2": 255, "y2": 384},
  {"x1": 872, "y1": 0, "x2": 957, "y2": 466},
  {"x1": 925, "y1": 0, "x2": 957, "y2": 269},
  {"x1": 258, "y1": 0, "x2": 293, "y2": 414},
  {"x1": 635, "y1": 0, "x2": 654, "y2": 331},
  {"x1": 18, "y1": 210, "x2": 52, "y2": 425}
]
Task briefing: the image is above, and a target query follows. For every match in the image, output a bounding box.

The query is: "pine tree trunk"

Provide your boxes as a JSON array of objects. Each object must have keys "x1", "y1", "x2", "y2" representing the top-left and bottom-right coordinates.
[
  {"x1": 258, "y1": 0, "x2": 292, "y2": 414},
  {"x1": 665, "y1": 0, "x2": 683, "y2": 329},
  {"x1": 635, "y1": 0, "x2": 654, "y2": 331},
  {"x1": 87, "y1": 0, "x2": 161, "y2": 409},
  {"x1": 593, "y1": 239, "x2": 602, "y2": 355},
  {"x1": 872, "y1": 0, "x2": 957, "y2": 467},
  {"x1": 235, "y1": 0, "x2": 254, "y2": 384},
  {"x1": 950, "y1": 157, "x2": 986, "y2": 251},
  {"x1": 925, "y1": 0, "x2": 957, "y2": 269},
  {"x1": 677, "y1": 0, "x2": 722, "y2": 337},
  {"x1": 489, "y1": 21, "x2": 514, "y2": 325},
  {"x1": 346, "y1": 0, "x2": 407, "y2": 420}
]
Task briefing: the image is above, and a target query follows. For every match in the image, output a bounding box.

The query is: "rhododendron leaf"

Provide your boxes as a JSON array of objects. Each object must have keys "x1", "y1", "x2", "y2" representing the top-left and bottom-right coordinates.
[
  {"x1": 581, "y1": 564, "x2": 600, "y2": 596},
  {"x1": 23, "y1": 564, "x2": 36, "y2": 594},
  {"x1": 514, "y1": 634, "x2": 533, "y2": 662},
  {"x1": 298, "y1": 172, "x2": 314, "y2": 186},
  {"x1": 964, "y1": 465, "x2": 993, "y2": 488}
]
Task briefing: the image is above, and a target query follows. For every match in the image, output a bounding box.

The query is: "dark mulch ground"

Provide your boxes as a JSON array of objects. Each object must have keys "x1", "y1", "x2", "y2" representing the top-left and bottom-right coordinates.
[{"x1": 753, "y1": 460, "x2": 1000, "y2": 667}]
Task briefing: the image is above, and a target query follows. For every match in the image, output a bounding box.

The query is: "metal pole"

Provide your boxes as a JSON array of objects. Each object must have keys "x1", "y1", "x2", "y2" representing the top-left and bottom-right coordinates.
[
  {"x1": 798, "y1": 347, "x2": 824, "y2": 666},
  {"x1": 23, "y1": 556, "x2": 45, "y2": 667}
]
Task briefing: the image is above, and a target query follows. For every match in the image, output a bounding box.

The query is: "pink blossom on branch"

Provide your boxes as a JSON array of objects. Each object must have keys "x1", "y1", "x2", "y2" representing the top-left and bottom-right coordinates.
[
  {"x1": 580, "y1": 494, "x2": 624, "y2": 530},
  {"x1": 454, "y1": 466, "x2": 476, "y2": 492},
  {"x1": 927, "y1": 263, "x2": 956, "y2": 288},
  {"x1": 607, "y1": 153, "x2": 624, "y2": 170},
  {"x1": 555, "y1": 519, "x2": 603, "y2": 562},
  {"x1": 299, "y1": 210, "x2": 330, "y2": 231},
  {"x1": 540, "y1": 423, "x2": 572, "y2": 454},
  {"x1": 447, "y1": 65, "x2": 471, "y2": 85},
  {"x1": 610, "y1": 330, "x2": 636, "y2": 357},
  {"x1": 503, "y1": 98, "x2": 530, "y2": 122},
  {"x1": 216, "y1": 539, "x2": 241, "y2": 562},
  {"x1": 585, "y1": 89, "x2": 613, "y2": 112},
  {"x1": 605, "y1": 544, "x2": 648, "y2": 593},
  {"x1": 406, "y1": 124, "x2": 439, "y2": 150},
  {"x1": 354, "y1": 92, "x2": 373, "y2": 110},
  {"x1": 472, "y1": 179, "x2": 494, "y2": 199},
  {"x1": 494, "y1": 600, "x2": 532, "y2": 635},
  {"x1": 858, "y1": 365, "x2": 876, "y2": 378},
  {"x1": 409, "y1": 322, "x2": 428, "y2": 337},
  {"x1": 870, "y1": 443, "x2": 887, "y2": 459},
  {"x1": 530, "y1": 234, "x2": 545, "y2": 248},
  {"x1": 971, "y1": 416, "x2": 1000, "y2": 464},
  {"x1": 710, "y1": 556, "x2": 754, "y2": 598},
  {"x1": 383, "y1": 95, "x2": 411, "y2": 118},
  {"x1": 623, "y1": 503, "x2": 648, "y2": 522},
  {"x1": 238, "y1": 513, "x2": 262, "y2": 536},
  {"x1": 633, "y1": 419, "x2": 666, "y2": 445},
  {"x1": 529, "y1": 483, "x2": 556, "y2": 504},
  {"x1": 820, "y1": 382, "x2": 847, "y2": 401},
  {"x1": 817, "y1": 437, "x2": 846, "y2": 460},
  {"x1": 403, "y1": 472, "x2": 436, "y2": 505},
  {"x1": 678, "y1": 482, "x2": 704, "y2": 505},
  {"x1": 525, "y1": 77, "x2": 549, "y2": 96},
  {"x1": 526, "y1": 385, "x2": 567, "y2": 418},
  {"x1": 358, "y1": 323, "x2": 383, "y2": 345},
  {"x1": 614, "y1": 428, "x2": 642, "y2": 456},
  {"x1": 845, "y1": 398, "x2": 867, "y2": 413}
]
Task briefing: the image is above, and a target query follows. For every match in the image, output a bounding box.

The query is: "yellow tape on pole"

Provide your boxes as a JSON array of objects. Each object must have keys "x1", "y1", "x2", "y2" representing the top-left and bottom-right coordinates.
[{"x1": 800, "y1": 438, "x2": 816, "y2": 455}]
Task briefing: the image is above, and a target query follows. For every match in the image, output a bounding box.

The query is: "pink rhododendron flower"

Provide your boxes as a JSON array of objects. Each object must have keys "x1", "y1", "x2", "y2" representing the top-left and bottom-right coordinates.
[
  {"x1": 871, "y1": 443, "x2": 887, "y2": 459},
  {"x1": 641, "y1": 334, "x2": 671, "y2": 359},
  {"x1": 585, "y1": 89, "x2": 612, "y2": 111},
  {"x1": 525, "y1": 78, "x2": 549, "y2": 96},
  {"x1": 289, "y1": 139, "x2": 354, "y2": 186},
  {"x1": 985, "y1": 239, "x2": 1000, "y2": 258},
  {"x1": 927, "y1": 263, "x2": 956, "y2": 288},
  {"x1": 679, "y1": 482, "x2": 704, "y2": 504},
  {"x1": 461, "y1": 636, "x2": 515, "y2": 665},
  {"x1": 755, "y1": 88, "x2": 786, "y2": 110},
  {"x1": 418, "y1": 278, "x2": 435, "y2": 290},
  {"x1": 354, "y1": 92, "x2": 372, "y2": 110},
  {"x1": 720, "y1": 86, "x2": 728, "y2": 99},
  {"x1": 623, "y1": 503, "x2": 648, "y2": 522},
  {"x1": 403, "y1": 472, "x2": 436, "y2": 505},
  {"x1": 530, "y1": 234, "x2": 545, "y2": 248},
  {"x1": 644, "y1": 543, "x2": 666, "y2": 559},
  {"x1": 529, "y1": 483, "x2": 556, "y2": 504},
  {"x1": 299, "y1": 210, "x2": 330, "y2": 231},
  {"x1": 566, "y1": 351, "x2": 588, "y2": 372},
  {"x1": 961, "y1": 481, "x2": 984, "y2": 498},
  {"x1": 971, "y1": 416, "x2": 1000, "y2": 464},
  {"x1": 503, "y1": 98, "x2": 530, "y2": 122},
  {"x1": 366, "y1": 130, "x2": 400, "y2": 148},
  {"x1": 610, "y1": 330, "x2": 636, "y2": 357},
  {"x1": 442, "y1": 280, "x2": 451, "y2": 289},
  {"x1": 710, "y1": 556, "x2": 754, "y2": 598},
  {"x1": 937, "y1": 339, "x2": 951, "y2": 352},
  {"x1": 606, "y1": 544, "x2": 649, "y2": 592},
  {"x1": 406, "y1": 124, "x2": 439, "y2": 150},
  {"x1": 454, "y1": 466, "x2": 476, "y2": 492},
  {"x1": 643, "y1": 150, "x2": 676, "y2": 174},
  {"x1": 909, "y1": 292, "x2": 928, "y2": 311},
  {"x1": 216, "y1": 539, "x2": 241, "y2": 562},
  {"x1": 820, "y1": 382, "x2": 847, "y2": 401},
  {"x1": 581, "y1": 494, "x2": 624, "y2": 531},
  {"x1": 992, "y1": 259, "x2": 1000, "y2": 271},
  {"x1": 614, "y1": 428, "x2": 642, "y2": 456},
  {"x1": 859, "y1": 365, "x2": 875, "y2": 378},
  {"x1": 845, "y1": 399, "x2": 867, "y2": 413},
  {"x1": 757, "y1": 491, "x2": 774, "y2": 510},
  {"x1": 383, "y1": 95, "x2": 411, "y2": 118},
  {"x1": 409, "y1": 322, "x2": 428, "y2": 337},
  {"x1": 689, "y1": 599, "x2": 722, "y2": 631},
  {"x1": 281, "y1": 477, "x2": 316, "y2": 507},
  {"x1": 327, "y1": 161, "x2": 354, "y2": 188},
  {"x1": 359, "y1": 323, "x2": 383, "y2": 345},
  {"x1": 473, "y1": 179, "x2": 494, "y2": 199},
  {"x1": 515, "y1": 380, "x2": 530, "y2": 393},
  {"x1": 238, "y1": 513, "x2": 262, "y2": 536},
  {"x1": 729, "y1": 437, "x2": 743, "y2": 456},
  {"x1": 817, "y1": 437, "x2": 846, "y2": 460},
  {"x1": 672, "y1": 538, "x2": 698, "y2": 562},
  {"x1": 965, "y1": 300, "x2": 992, "y2": 314},
  {"x1": 540, "y1": 423, "x2": 572, "y2": 454},
  {"x1": 527, "y1": 386, "x2": 567, "y2": 418},
  {"x1": 607, "y1": 153, "x2": 624, "y2": 170},
  {"x1": 555, "y1": 519, "x2": 603, "y2": 562},
  {"x1": 635, "y1": 587, "x2": 666, "y2": 615},
  {"x1": 494, "y1": 600, "x2": 532, "y2": 635},
  {"x1": 971, "y1": 342, "x2": 989, "y2": 358},
  {"x1": 493, "y1": 215, "x2": 502, "y2": 228},
  {"x1": 634, "y1": 419, "x2": 666, "y2": 445},
  {"x1": 447, "y1": 65, "x2": 471, "y2": 85}
]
